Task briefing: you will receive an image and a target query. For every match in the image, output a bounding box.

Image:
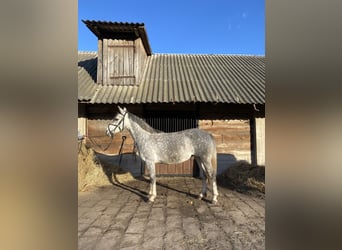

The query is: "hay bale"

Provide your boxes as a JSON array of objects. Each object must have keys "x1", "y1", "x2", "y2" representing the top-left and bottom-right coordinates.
[
  {"x1": 78, "y1": 143, "x2": 134, "y2": 191},
  {"x1": 220, "y1": 161, "x2": 265, "y2": 193},
  {"x1": 78, "y1": 143, "x2": 110, "y2": 191}
]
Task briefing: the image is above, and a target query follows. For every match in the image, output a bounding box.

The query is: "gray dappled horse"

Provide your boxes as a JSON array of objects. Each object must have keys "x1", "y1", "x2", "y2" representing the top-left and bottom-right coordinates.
[{"x1": 106, "y1": 107, "x2": 218, "y2": 204}]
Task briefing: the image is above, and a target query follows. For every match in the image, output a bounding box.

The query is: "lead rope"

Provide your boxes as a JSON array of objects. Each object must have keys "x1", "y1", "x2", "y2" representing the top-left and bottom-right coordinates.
[
  {"x1": 87, "y1": 135, "x2": 114, "y2": 152},
  {"x1": 118, "y1": 136, "x2": 126, "y2": 166},
  {"x1": 92, "y1": 122, "x2": 122, "y2": 152},
  {"x1": 78, "y1": 137, "x2": 84, "y2": 154}
]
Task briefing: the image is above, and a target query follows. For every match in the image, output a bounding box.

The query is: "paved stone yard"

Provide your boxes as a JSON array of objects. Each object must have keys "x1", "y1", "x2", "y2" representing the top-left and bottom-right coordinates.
[{"x1": 78, "y1": 177, "x2": 265, "y2": 249}]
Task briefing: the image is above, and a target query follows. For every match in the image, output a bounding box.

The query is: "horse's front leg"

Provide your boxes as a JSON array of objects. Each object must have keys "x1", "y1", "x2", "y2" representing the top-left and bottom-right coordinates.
[
  {"x1": 148, "y1": 182, "x2": 153, "y2": 197},
  {"x1": 146, "y1": 161, "x2": 157, "y2": 202},
  {"x1": 199, "y1": 171, "x2": 207, "y2": 200}
]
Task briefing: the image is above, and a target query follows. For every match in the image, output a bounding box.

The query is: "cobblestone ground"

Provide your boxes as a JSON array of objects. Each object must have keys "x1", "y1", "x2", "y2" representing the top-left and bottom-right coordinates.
[{"x1": 78, "y1": 177, "x2": 265, "y2": 250}]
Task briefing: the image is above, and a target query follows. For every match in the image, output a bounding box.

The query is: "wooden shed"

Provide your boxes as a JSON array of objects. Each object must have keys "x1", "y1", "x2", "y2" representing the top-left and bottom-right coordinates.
[{"x1": 78, "y1": 20, "x2": 265, "y2": 177}]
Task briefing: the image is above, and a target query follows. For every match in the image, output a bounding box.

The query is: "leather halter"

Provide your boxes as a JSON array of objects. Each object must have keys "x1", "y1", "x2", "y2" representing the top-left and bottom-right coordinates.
[{"x1": 107, "y1": 111, "x2": 126, "y2": 137}]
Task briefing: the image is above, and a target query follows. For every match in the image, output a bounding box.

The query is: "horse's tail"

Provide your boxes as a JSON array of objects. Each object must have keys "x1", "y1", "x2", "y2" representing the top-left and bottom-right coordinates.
[
  {"x1": 210, "y1": 134, "x2": 217, "y2": 177},
  {"x1": 204, "y1": 136, "x2": 217, "y2": 184},
  {"x1": 211, "y1": 149, "x2": 217, "y2": 178},
  {"x1": 210, "y1": 135, "x2": 219, "y2": 203}
]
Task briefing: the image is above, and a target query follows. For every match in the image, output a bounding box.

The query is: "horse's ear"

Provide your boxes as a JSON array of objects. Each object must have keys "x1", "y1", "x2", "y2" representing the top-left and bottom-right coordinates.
[{"x1": 118, "y1": 106, "x2": 125, "y2": 114}]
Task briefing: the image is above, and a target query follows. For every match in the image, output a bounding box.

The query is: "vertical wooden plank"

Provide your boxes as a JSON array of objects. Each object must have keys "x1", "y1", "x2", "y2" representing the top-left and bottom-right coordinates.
[
  {"x1": 158, "y1": 164, "x2": 163, "y2": 175},
  {"x1": 134, "y1": 39, "x2": 139, "y2": 83},
  {"x1": 118, "y1": 41, "x2": 123, "y2": 85},
  {"x1": 162, "y1": 165, "x2": 166, "y2": 175},
  {"x1": 190, "y1": 159, "x2": 194, "y2": 176},
  {"x1": 102, "y1": 39, "x2": 108, "y2": 85},
  {"x1": 123, "y1": 42, "x2": 129, "y2": 85},
  {"x1": 114, "y1": 40, "x2": 119, "y2": 85},
  {"x1": 110, "y1": 39, "x2": 115, "y2": 85},
  {"x1": 108, "y1": 39, "x2": 114, "y2": 85},
  {"x1": 183, "y1": 160, "x2": 190, "y2": 175},
  {"x1": 182, "y1": 163, "x2": 186, "y2": 175},
  {"x1": 167, "y1": 164, "x2": 174, "y2": 175},
  {"x1": 129, "y1": 40, "x2": 134, "y2": 85},
  {"x1": 97, "y1": 39, "x2": 103, "y2": 84},
  {"x1": 160, "y1": 164, "x2": 164, "y2": 175},
  {"x1": 175, "y1": 164, "x2": 180, "y2": 175},
  {"x1": 156, "y1": 164, "x2": 160, "y2": 175},
  {"x1": 114, "y1": 40, "x2": 120, "y2": 85},
  {"x1": 122, "y1": 40, "x2": 131, "y2": 85},
  {"x1": 190, "y1": 157, "x2": 195, "y2": 176},
  {"x1": 126, "y1": 46, "x2": 130, "y2": 86}
]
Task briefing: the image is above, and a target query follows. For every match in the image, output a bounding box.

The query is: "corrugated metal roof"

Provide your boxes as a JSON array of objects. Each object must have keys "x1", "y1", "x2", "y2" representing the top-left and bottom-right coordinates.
[
  {"x1": 136, "y1": 54, "x2": 265, "y2": 104},
  {"x1": 78, "y1": 52, "x2": 98, "y2": 102},
  {"x1": 78, "y1": 52, "x2": 265, "y2": 104}
]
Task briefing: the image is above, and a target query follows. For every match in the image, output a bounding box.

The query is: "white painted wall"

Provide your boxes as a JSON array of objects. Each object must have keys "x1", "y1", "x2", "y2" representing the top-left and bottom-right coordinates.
[
  {"x1": 255, "y1": 118, "x2": 265, "y2": 166},
  {"x1": 78, "y1": 117, "x2": 87, "y2": 136}
]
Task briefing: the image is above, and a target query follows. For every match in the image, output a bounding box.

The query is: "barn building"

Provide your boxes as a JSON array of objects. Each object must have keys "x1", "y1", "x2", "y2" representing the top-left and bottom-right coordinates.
[{"x1": 78, "y1": 20, "x2": 265, "y2": 177}]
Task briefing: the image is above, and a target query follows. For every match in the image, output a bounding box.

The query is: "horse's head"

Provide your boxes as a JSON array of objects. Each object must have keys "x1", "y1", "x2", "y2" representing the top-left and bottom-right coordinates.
[{"x1": 106, "y1": 106, "x2": 128, "y2": 137}]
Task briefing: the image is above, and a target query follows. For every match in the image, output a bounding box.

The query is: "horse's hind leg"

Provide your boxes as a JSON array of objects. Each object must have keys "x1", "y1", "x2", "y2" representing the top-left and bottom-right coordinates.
[
  {"x1": 202, "y1": 157, "x2": 218, "y2": 204},
  {"x1": 211, "y1": 154, "x2": 218, "y2": 204},
  {"x1": 195, "y1": 157, "x2": 207, "y2": 200}
]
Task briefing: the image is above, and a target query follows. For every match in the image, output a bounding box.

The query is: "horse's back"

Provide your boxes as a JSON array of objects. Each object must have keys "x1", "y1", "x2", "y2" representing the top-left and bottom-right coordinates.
[
  {"x1": 185, "y1": 128, "x2": 215, "y2": 143},
  {"x1": 183, "y1": 128, "x2": 216, "y2": 155}
]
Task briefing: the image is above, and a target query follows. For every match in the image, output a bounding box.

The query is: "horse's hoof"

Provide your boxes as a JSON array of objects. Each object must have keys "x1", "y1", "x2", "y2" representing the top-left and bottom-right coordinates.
[
  {"x1": 148, "y1": 196, "x2": 156, "y2": 203},
  {"x1": 211, "y1": 199, "x2": 218, "y2": 205},
  {"x1": 198, "y1": 193, "x2": 207, "y2": 200}
]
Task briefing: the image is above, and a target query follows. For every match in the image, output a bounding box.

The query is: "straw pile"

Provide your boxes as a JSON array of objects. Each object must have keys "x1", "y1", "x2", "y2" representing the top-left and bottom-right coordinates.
[
  {"x1": 78, "y1": 142, "x2": 134, "y2": 192},
  {"x1": 219, "y1": 161, "x2": 265, "y2": 196}
]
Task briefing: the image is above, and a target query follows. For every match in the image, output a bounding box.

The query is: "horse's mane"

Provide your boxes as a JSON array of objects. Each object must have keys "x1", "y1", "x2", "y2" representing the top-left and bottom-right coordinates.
[{"x1": 128, "y1": 112, "x2": 161, "y2": 133}]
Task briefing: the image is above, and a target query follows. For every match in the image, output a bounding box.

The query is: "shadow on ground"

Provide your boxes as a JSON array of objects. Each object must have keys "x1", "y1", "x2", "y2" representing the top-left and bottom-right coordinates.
[{"x1": 91, "y1": 151, "x2": 265, "y2": 201}]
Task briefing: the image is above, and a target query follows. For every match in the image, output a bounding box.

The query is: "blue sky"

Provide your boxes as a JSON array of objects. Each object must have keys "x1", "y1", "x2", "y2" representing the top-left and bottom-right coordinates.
[{"x1": 78, "y1": 0, "x2": 264, "y2": 55}]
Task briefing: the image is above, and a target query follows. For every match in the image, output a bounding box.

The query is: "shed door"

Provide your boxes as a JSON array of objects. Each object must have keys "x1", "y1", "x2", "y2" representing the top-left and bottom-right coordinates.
[
  {"x1": 107, "y1": 40, "x2": 135, "y2": 85},
  {"x1": 144, "y1": 111, "x2": 199, "y2": 176}
]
